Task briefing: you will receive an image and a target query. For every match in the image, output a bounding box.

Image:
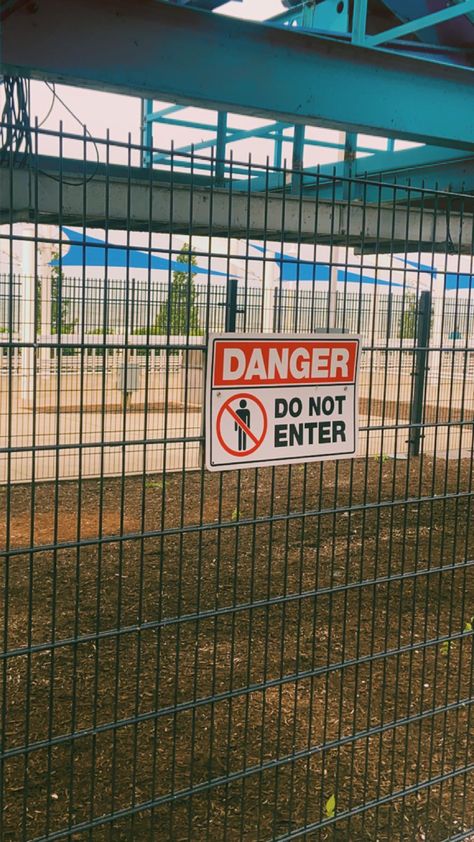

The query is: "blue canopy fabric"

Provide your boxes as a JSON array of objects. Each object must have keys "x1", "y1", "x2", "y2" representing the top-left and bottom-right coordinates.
[
  {"x1": 50, "y1": 227, "x2": 228, "y2": 278},
  {"x1": 395, "y1": 256, "x2": 437, "y2": 275},
  {"x1": 445, "y1": 273, "x2": 474, "y2": 290},
  {"x1": 396, "y1": 256, "x2": 474, "y2": 290},
  {"x1": 252, "y1": 244, "x2": 403, "y2": 287},
  {"x1": 337, "y1": 268, "x2": 402, "y2": 288}
]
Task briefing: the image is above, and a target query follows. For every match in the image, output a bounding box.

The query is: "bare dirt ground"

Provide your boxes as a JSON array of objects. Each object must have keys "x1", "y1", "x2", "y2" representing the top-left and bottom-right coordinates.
[{"x1": 1, "y1": 455, "x2": 474, "y2": 841}]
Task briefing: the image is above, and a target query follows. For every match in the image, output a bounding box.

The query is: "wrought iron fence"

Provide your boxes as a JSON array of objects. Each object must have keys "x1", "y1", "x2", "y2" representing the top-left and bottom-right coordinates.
[
  {"x1": 0, "y1": 124, "x2": 473, "y2": 841},
  {"x1": 4, "y1": 274, "x2": 474, "y2": 340}
]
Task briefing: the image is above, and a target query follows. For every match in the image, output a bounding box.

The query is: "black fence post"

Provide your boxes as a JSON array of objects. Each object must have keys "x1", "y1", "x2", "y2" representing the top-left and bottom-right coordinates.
[
  {"x1": 409, "y1": 290, "x2": 432, "y2": 457},
  {"x1": 225, "y1": 277, "x2": 238, "y2": 332}
]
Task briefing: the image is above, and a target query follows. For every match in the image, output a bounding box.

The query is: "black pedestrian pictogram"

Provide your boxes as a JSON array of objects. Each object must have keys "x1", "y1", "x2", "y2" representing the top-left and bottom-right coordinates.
[
  {"x1": 235, "y1": 399, "x2": 251, "y2": 451},
  {"x1": 216, "y1": 393, "x2": 268, "y2": 458}
]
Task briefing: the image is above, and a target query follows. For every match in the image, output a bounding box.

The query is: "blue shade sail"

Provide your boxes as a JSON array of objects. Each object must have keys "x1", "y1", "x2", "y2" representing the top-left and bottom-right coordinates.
[
  {"x1": 396, "y1": 256, "x2": 474, "y2": 290},
  {"x1": 252, "y1": 244, "x2": 403, "y2": 286},
  {"x1": 50, "y1": 227, "x2": 228, "y2": 278},
  {"x1": 337, "y1": 268, "x2": 403, "y2": 288}
]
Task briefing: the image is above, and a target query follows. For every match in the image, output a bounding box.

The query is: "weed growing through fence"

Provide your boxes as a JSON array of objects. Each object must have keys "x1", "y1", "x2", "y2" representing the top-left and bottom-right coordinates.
[{"x1": 326, "y1": 795, "x2": 336, "y2": 819}]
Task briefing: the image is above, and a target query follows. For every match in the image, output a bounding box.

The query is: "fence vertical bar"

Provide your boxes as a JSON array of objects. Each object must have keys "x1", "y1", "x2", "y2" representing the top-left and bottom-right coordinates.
[
  {"x1": 225, "y1": 276, "x2": 238, "y2": 332},
  {"x1": 216, "y1": 111, "x2": 227, "y2": 184},
  {"x1": 409, "y1": 289, "x2": 432, "y2": 456}
]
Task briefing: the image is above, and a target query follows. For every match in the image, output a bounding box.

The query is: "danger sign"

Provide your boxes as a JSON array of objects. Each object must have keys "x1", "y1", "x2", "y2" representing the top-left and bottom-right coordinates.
[{"x1": 206, "y1": 333, "x2": 361, "y2": 472}]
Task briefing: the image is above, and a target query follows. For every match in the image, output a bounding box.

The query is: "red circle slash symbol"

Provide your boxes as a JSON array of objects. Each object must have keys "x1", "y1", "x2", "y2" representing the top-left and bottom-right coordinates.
[{"x1": 216, "y1": 393, "x2": 267, "y2": 458}]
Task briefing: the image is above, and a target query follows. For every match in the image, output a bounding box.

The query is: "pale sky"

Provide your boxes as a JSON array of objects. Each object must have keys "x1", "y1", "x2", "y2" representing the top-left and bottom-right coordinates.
[{"x1": 218, "y1": 0, "x2": 282, "y2": 20}]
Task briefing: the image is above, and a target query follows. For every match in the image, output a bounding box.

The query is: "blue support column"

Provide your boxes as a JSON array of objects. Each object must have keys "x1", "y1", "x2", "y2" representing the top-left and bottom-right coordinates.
[
  {"x1": 352, "y1": 0, "x2": 368, "y2": 44},
  {"x1": 273, "y1": 130, "x2": 283, "y2": 169}
]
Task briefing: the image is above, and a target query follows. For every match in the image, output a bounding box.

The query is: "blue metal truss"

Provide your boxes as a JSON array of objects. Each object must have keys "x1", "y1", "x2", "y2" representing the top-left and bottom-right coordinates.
[
  {"x1": 4, "y1": 0, "x2": 474, "y2": 198},
  {"x1": 233, "y1": 145, "x2": 474, "y2": 198},
  {"x1": 136, "y1": 0, "x2": 474, "y2": 194}
]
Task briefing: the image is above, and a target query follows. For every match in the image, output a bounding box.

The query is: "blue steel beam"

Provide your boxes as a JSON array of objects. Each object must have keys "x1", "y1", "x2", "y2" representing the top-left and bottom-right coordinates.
[
  {"x1": 306, "y1": 148, "x2": 474, "y2": 199},
  {"x1": 234, "y1": 144, "x2": 474, "y2": 195},
  {"x1": 325, "y1": 144, "x2": 474, "y2": 194},
  {"x1": 152, "y1": 118, "x2": 378, "y2": 159},
  {"x1": 355, "y1": 158, "x2": 474, "y2": 194},
  {"x1": 366, "y1": 0, "x2": 474, "y2": 47},
  {"x1": 4, "y1": 0, "x2": 474, "y2": 150},
  {"x1": 152, "y1": 120, "x2": 290, "y2": 163},
  {"x1": 313, "y1": 144, "x2": 474, "y2": 181},
  {"x1": 144, "y1": 103, "x2": 184, "y2": 122},
  {"x1": 150, "y1": 116, "x2": 219, "y2": 132}
]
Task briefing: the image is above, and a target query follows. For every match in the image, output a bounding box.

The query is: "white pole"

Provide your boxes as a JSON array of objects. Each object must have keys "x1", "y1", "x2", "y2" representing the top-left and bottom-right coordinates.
[
  {"x1": 20, "y1": 224, "x2": 36, "y2": 402},
  {"x1": 38, "y1": 226, "x2": 53, "y2": 373},
  {"x1": 430, "y1": 293, "x2": 443, "y2": 383},
  {"x1": 263, "y1": 259, "x2": 277, "y2": 333},
  {"x1": 328, "y1": 251, "x2": 340, "y2": 331},
  {"x1": 328, "y1": 131, "x2": 350, "y2": 331}
]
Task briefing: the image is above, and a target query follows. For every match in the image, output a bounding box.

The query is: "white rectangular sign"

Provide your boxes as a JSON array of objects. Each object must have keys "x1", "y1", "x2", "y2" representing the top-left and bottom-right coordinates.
[{"x1": 205, "y1": 333, "x2": 361, "y2": 472}]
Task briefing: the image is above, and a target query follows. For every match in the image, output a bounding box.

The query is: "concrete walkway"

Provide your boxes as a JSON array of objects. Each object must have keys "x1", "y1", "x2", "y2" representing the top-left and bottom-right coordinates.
[{"x1": 1, "y1": 370, "x2": 472, "y2": 483}]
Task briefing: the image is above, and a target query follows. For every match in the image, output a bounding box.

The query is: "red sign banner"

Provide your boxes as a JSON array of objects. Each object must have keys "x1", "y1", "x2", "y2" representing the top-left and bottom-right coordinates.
[{"x1": 213, "y1": 339, "x2": 358, "y2": 387}]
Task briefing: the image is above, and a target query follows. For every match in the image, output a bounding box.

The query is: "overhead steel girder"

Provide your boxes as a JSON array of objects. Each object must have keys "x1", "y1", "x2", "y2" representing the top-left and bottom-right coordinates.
[
  {"x1": 238, "y1": 145, "x2": 474, "y2": 198},
  {"x1": 315, "y1": 144, "x2": 474, "y2": 197},
  {"x1": 321, "y1": 144, "x2": 474, "y2": 196},
  {"x1": 1, "y1": 157, "x2": 473, "y2": 253},
  {"x1": 340, "y1": 144, "x2": 474, "y2": 185},
  {"x1": 3, "y1": 0, "x2": 474, "y2": 150}
]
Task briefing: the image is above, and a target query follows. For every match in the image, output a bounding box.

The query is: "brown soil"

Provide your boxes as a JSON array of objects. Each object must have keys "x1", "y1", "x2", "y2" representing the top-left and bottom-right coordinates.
[{"x1": 1, "y1": 455, "x2": 473, "y2": 841}]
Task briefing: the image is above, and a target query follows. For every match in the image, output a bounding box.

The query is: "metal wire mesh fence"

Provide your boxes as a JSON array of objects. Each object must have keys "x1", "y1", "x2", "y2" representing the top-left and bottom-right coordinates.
[{"x1": 0, "y1": 124, "x2": 473, "y2": 841}]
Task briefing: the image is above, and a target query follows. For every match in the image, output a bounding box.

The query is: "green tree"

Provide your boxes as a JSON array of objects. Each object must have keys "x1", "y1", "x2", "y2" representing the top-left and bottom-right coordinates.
[
  {"x1": 50, "y1": 251, "x2": 77, "y2": 335},
  {"x1": 49, "y1": 251, "x2": 77, "y2": 356},
  {"x1": 400, "y1": 292, "x2": 434, "y2": 339},
  {"x1": 400, "y1": 293, "x2": 417, "y2": 339},
  {"x1": 154, "y1": 242, "x2": 201, "y2": 336}
]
